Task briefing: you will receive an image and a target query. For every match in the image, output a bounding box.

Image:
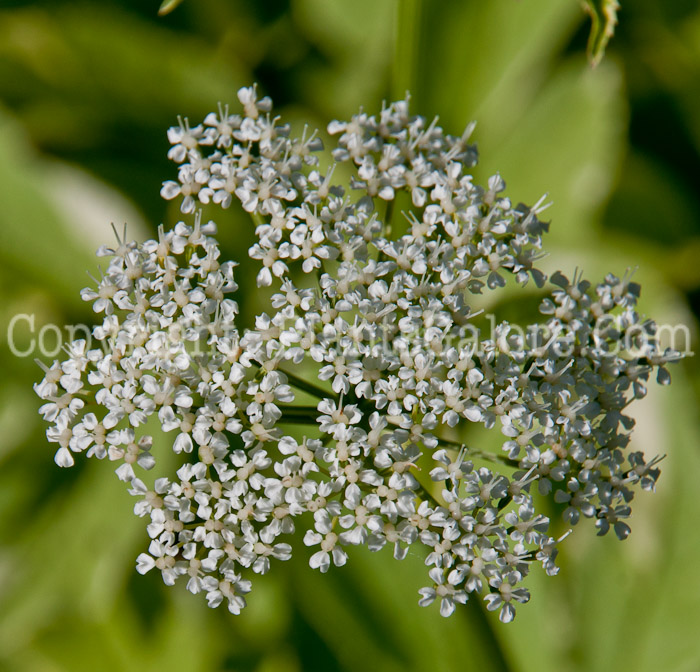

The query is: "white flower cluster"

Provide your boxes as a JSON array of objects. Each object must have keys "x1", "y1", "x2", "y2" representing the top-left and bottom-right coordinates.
[{"x1": 36, "y1": 86, "x2": 682, "y2": 623}]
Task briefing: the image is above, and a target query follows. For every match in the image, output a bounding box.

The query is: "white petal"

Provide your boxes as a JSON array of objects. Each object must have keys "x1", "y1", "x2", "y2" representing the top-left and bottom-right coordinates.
[
  {"x1": 136, "y1": 553, "x2": 155, "y2": 574},
  {"x1": 463, "y1": 406, "x2": 483, "y2": 422},
  {"x1": 440, "y1": 597, "x2": 456, "y2": 618},
  {"x1": 54, "y1": 447, "x2": 75, "y2": 468},
  {"x1": 331, "y1": 548, "x2": 347, "y2": 567},
  {"x1": 174, "y1": 433, "x2": 193, "y2": 454},
  {"x1": 418, "y1": 588, "x2": 436, "y2": 607},
  {"x1": 303, "y1": 530, "x2": 323, "y2": 546},
  {"x1": 115, "y1": 463, "x2": 134, "y2": 482},
  {"x1": 309, "y1": 550, "x2": 329, "y2": 572},
  {"x1": 499, "y1": 603, "x2": 516, "y2": 623},
  {"x1": 161, "y1": 181, "x2": 181, "y2": 200}
]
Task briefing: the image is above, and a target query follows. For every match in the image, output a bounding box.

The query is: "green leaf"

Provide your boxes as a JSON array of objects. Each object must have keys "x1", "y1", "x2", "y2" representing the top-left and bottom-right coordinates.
[
  {"x1": 294, "y1": 0, "x2": 394, "y2": 116},
  {"x1": 410, "y1": 0, "x2": 626, "y2": 243},
  {"x1": 473, "y1": 59, "x2": 626, "y2": 249},
  {"x1": 291, "y1": 544, "x2": 512, "y2": 672},
  {"x1": 423, "y1": 0, "x2": 581, "y2": 128},
  {"x1": 566, "y1": 364, "x2": 700, "y2": 672},
  {"x1": 0, "y1": 109, "x2": 101, "y2": 307},
  {"x1": 582, "y1": 0, "x2": 620, "y2": 66},
  {"x1": 158, "y1": 0, "x2": 186, "y2": 16}
]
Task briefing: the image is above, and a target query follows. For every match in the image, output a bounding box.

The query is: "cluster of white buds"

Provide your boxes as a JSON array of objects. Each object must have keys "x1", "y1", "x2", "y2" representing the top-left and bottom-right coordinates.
[{"x1": 36, "y1": 86, "x2": 682, "y2": 622}]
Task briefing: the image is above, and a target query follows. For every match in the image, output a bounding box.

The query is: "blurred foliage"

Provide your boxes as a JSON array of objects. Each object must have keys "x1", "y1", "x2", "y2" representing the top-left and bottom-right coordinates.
[
  {"x1": 154, "y1": 0, "x2": 626, "y2": 67},
  {"x1": 0, "y1": 0, "x2": 699, "y2": 671},
  {"x1": 158, "y1": 0, "x2": 186, "y2": 16}
]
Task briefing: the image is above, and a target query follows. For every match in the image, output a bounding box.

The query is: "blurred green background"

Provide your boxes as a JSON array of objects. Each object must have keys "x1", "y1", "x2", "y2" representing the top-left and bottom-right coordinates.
[{"x1": 1, "y1": 1, "x2": 699, "y2": 670}]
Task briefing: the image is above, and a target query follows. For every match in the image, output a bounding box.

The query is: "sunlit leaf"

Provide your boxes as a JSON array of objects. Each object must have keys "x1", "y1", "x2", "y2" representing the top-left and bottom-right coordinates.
[
  {"x1": 474, "y1": 59, "x2": 626, "y2": 249},
  {"x1": 566, "y1": 366, "x2": 700, "y2": 672},
  {"x1": 424, "y1": 0, "x2": 581, "y2": 128},
  {"x1": 0, "y1": 110, "x2": 99, "y2": 307},
  {"x1": 294, "y1": 0, "x2": 393, "y2": 115}
]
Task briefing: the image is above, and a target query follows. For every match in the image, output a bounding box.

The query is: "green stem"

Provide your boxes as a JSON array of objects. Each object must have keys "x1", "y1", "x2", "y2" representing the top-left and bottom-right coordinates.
[
  {"x1": 250, "y1": 212, "x2": 265, "y2": 228},
  {"x1": 392, "y1": 0, "x2": 421, "y2": 101},
  {"x1": 497, "y1": 495, "x2": 513, "y2": 511},
  {"x1": 250, "y1": 360, "x2": 336, "y2": 402},
  {"x1": 279, "y1": 405, "x2": 320, "y2": 415},
  {"x1": 278, "y1": 415, "x2": 319, "y2": 426},
  {"x1": 383, "y1": 199, "x2": 395, "y2": 240},
  {"x1": 416, "y1": 481, "x2": 444, "y2": 510},
  {"x1": 279, "y1": 368, "x2": 336, "y2": 402},
  {"x1": 279, "y1": 405, "x2": 322, "y2": 425},
  {"x1": 435, "y1": 437, "x2": 520, "y2": 469}
]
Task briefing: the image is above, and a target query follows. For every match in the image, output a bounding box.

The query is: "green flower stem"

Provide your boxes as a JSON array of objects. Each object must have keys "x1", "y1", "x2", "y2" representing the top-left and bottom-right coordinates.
[
  {"x1": 278, "y1": 415, "x2": 319, "y2": 425},
  {"x1": 249, "y1": 360, "x2": 336, "y2": 403},
  {"x1": 279, "y1": 405, "x2": 323, "y2": 425},
  {"x1": 414, "y1": 479, "x2": 444, "y2": 510},
  {"x1": 436, "y1": 436, "x2": 520, "y2": 469},
  {"x1": 497, "y1": 495, "x2": 513, "y2": 511},
  {"x1": 279, "y1": 368, "x2": 337, "y2": 402},
  {"x1": 250, "y1": 212, "x2": 266, "y2": 228},
  {"x1": 392, "y1": 0, "x2": 421, "y2": 101},
  {"x1": 279, "y1": 405, "x2": 320, "y2": 415},
  {"x1": 383, "y1": 198, "x2": 395, "y2": 239}
]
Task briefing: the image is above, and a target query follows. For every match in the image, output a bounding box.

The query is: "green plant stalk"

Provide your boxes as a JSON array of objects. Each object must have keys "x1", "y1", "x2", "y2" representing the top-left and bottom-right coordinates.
[
  {"x1": 280, "y1": 368, "x2": 337, "y2": 402},
  {"x1": 392, "y1": 0, "x2": 421, "y2": 102},
  {"x1": 582, "y1": 0, "x2": 620, "y2": 66}
]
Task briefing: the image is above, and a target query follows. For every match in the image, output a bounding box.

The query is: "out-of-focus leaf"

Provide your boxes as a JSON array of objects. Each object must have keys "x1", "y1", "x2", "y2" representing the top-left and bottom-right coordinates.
[
  {"x1": 0, "y1": 105, "x2": 148, "y2": 317},
  {"x1": 664, "y1": 11, "x2": 700, "y2": 158},
  {"x1": 292, "y1": 543, "x2": 513, "y2": 672},
  {"x1": 0, "y1": 461, "x2": 139, "y2": 658},
  {"x1": 603, "y1": 152, "x2": 699, "y2": 246},
  {"x1": 417, "y1": 0, "x2": 624, "y2": 239},
  {"x1": 290, "y1": 561, "x2": 405, "y2": 672},
  {"x1": 0, "y1": 6, "x2": 246, "y2": 136},
  {"x1": 0, "y1": 109, "x2": 98, "y2": 307},
  {"x1": 475, "y1": 59, "x2": 625, "y2": 248},
  {"x1": 422, "y1": 0, "x2": 581, "y2": 135},
  {"x1": 159, "y1": 0, "x2": 186, "y2": 16},
  {"x1": 0, "y1": 385, "x2": 35, "y2": 463},
  {"x1": 567, "y1": 366, "x2": 700, "y2": 672},
  {"x1": 0, "y1": 5, "x2": 248, "y2": 220},
  {"x1": 293, "y1": 0, "x2": 393, "y2": 116},
  {"x1": 582, "y1": 0, "x2": 620, "y2": 66}
]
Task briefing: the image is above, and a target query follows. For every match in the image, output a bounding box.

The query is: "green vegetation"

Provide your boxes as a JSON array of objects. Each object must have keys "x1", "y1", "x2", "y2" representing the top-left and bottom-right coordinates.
[{"x1": 0, "y1": 1, "x2": 698, "y2": 670}]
